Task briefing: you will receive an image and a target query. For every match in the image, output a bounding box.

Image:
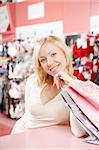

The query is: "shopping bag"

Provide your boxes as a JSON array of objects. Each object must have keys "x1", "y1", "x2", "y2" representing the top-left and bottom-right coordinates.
[
  {"x1": 68, "y1": 80, "x2": 99, "y2": 110},
  {"x1": 65, "y1": 80, "x2": 99, "y2": 129},
  {"x1": 60, "y1": 89, "x2": 99, "y2": 145}
]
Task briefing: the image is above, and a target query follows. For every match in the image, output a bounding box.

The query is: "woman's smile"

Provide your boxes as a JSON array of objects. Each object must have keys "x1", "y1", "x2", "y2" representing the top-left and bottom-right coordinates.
[{"x1": 49, "y1": 64, "x2": 60, "y2": 74}]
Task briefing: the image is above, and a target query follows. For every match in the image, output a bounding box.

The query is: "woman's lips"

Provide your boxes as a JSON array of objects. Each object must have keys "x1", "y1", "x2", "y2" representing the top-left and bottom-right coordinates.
[{"x1": 50, "y1": 64, "x2": 60, "y2": 73}]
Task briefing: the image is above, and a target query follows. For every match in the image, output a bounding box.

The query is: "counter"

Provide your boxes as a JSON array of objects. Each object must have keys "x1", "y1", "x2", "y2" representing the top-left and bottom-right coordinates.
[{"x1": 0, "y1": 125, "x2": 98, "y2": 150}]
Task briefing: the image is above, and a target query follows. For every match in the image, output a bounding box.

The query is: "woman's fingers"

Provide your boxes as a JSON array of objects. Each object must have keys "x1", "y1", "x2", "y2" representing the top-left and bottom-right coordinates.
[
  {"x1": 53, "y1": 73, "x2": 60, "y2": 89},
  {"x1": 53, "y1": 71, "x2": 66, "y2": 89},
  {"x1": 53, "y1": 71, "x2": 72, "y2": 89}
]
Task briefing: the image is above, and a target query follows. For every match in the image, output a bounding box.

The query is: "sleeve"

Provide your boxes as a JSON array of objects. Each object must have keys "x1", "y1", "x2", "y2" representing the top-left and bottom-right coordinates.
[
  {"x1": 25, "y1": 75, "x2": 33, "y2": 103},
  {"x1": 24, "y1": 74, "x2": 38, "y2": 111},
  {"x1": 11, "y1": 74, "x2": 39, "y2": 134}
]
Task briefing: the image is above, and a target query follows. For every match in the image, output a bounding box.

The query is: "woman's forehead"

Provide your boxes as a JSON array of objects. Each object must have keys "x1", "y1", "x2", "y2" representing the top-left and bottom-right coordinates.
[{"x1": 39, "y1": 42, "x2": 60, "y2": 55}]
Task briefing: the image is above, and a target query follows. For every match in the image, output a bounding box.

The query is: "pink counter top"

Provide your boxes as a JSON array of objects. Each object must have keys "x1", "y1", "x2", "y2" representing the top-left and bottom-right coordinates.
[{"x1": 0, "y1": 125, "x2": 98, "y2": 150}]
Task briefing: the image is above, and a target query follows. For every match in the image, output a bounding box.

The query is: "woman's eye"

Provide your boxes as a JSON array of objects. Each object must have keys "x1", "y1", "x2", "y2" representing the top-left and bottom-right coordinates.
[
  {"x1": 51, "y1": 52, "x2": 57, "y2": 57},
  {"x1": 40, "y1": 58, "x2": 47, "y2": 63}
]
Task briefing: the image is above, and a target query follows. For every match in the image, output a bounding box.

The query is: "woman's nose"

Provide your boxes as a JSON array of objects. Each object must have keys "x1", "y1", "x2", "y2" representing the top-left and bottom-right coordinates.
[{"x1": 47, "y1": 57, "x2": 53, "y2": 66}]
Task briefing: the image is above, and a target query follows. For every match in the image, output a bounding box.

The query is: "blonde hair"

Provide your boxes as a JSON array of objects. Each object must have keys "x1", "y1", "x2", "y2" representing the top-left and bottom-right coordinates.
[{"x1": 33, "y1": 35, "x2": 73, "y2": 87}]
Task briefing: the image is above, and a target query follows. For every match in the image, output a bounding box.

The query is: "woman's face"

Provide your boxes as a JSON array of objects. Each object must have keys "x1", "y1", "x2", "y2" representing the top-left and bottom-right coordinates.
[{"x1": 38, "y1": 42, "x2": 68, "y2": 76}]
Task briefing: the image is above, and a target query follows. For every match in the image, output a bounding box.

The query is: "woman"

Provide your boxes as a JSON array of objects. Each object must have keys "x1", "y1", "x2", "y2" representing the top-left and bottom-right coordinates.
[{"x1": 11, "y1": 35, "x2": 86, "y2": 137}]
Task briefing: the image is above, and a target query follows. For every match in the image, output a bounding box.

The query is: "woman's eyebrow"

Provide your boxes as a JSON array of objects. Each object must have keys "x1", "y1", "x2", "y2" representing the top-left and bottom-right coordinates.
[
  {"x1": 39, "y1": 49, "x2": 56, "y2": 58},
  {"x1": 39, "y1": 56, "x2": 45, "y2": 59},
  {"x1": 48, "y1": 49, "x2": 55, "y2": 55}
]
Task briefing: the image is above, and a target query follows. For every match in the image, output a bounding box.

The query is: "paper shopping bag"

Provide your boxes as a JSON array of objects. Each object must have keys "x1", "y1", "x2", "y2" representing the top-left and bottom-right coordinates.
[
  {"x1": 64, "y1": 80, "x2": 99, "y2": 130},
  {"x1": 60, "y1": 88, "x2": 99, "y2": 145}
]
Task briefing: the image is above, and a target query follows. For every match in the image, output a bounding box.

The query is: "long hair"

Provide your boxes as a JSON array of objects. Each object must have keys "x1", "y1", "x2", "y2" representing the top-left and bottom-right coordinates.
[{"x1": 33, "y1": 35, "x2": 73, "y2": 87}]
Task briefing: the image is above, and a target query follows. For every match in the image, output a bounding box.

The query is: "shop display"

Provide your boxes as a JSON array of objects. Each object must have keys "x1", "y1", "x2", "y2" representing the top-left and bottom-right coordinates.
[
  {"x1": 73, "y1": 34, "x2": 99, "y2": 84},
  {"x1": 0, "y1": 40, "x2": 34, "y2": 119}
]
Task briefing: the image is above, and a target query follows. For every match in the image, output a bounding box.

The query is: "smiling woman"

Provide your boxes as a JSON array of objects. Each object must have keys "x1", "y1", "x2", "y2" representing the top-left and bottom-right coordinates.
[
  {"x1": 38, "y1": 41, "x2": 67, "y2": 77},
  {"x1": 11, "y1": 35, "x2": 86, "y2": 138},
  {"x1": 33, "y1": 35, "x2": 73, "y2": 87}
]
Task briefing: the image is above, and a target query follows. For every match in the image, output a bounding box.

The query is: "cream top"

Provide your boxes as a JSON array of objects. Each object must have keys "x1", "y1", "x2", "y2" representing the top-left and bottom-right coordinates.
[{"x1": 11, "y1": 74, "x2": 69, "y2": 134}]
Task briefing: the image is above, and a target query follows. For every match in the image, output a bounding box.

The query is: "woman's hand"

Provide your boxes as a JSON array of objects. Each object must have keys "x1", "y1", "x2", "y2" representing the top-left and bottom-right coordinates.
[{"x1": 53, "y1": 70, "x2": 73, "y2": 89}]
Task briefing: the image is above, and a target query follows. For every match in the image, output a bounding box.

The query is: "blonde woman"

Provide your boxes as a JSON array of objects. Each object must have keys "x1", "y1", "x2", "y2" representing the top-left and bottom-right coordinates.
[{"x1": 11, "y1": 35, "x2": 86, "y2": 137}]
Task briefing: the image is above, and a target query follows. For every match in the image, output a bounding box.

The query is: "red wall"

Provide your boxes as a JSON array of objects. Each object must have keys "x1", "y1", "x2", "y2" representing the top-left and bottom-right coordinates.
[
  {"x1": 14, "y1": 0, "x2": 98, "y2": 34},
  {"x1": 15, "y1": 1, "x2": 64, "y2": 26},
  {"x1": 1, "y1": 0, "x2": 98, "y2": 37}
]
